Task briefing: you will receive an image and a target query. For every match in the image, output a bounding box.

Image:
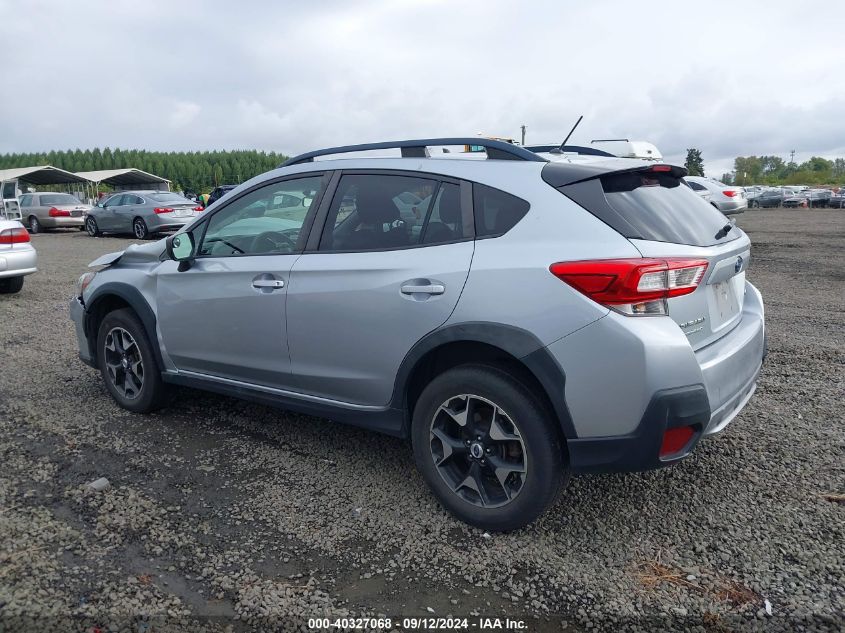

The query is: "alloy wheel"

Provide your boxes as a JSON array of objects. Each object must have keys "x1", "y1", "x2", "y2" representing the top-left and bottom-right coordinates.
[
  {"x1": 86, "y1": 217, "x2": 98, "y2": 236},
  {"x1": 133, "y1": 220, "x2": 147, "y2": 239},
  {"x1": 429, "y1": 394, "x2": 527, "y2": 508},
  {"x1": 103, "y1": 327, "x2": 144, "y2": 399}
]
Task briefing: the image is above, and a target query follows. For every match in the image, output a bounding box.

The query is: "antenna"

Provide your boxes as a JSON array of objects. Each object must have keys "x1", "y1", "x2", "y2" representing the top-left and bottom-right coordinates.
[{"x1": 560, "y1": 115, "x2": 584, "y2": 147}]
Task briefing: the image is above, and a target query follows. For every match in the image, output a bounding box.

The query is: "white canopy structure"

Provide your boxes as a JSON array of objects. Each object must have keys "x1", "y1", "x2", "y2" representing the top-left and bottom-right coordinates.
[
  {"x1": 74, "y1": 168, "x2": 170, "y2": 191},
  {"x1": 0, "y1": 165, "x2": 91, "y2": 220}
]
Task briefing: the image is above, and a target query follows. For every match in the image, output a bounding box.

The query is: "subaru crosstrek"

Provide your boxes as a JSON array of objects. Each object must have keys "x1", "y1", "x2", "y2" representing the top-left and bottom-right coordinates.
[{"x1": 70, "y1": 138, "x2": 766, "y2": 531}]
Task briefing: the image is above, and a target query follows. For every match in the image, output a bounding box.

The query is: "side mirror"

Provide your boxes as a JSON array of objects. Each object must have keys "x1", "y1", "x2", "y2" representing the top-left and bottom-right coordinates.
[{"x1": 166, "y1": 232, "x2": 195, "y2": 270}]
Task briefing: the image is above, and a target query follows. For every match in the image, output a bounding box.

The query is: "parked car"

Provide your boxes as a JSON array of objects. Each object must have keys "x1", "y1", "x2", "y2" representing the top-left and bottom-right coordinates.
[
  {"x1": 85, "y1": 191, "x2": 203, "y2": 239},
  {"x1": 682, "y1": 178, "x2": 712, "y2": 203},
  {"x1": 18, "y1": 192, "x2": 91, "y2": 233},
  {"x1": 782, "y1": 193, "x2": 808, "y2": 208},
  {"x1": 70, "y1": 138, "x2": 766, "y2": 531},
  {"x1": 683, "y1": 176, "x2": 747, "y2": 214},
  {"x1": 804, "y1": 189, "x2": 831, "y2": 208},
  {"x1": 750, "y1": 189, "x2": 783, "y2": 208},
  {"x1": 207, "y1": 185, "x2": 238, "y2": 207},
  {"x1": 827, "y1": 192, "x2": 845, "y2": 208},
  {"x1": 0, "y1": 219, "x2": 37, "y2": 294},
  {"x1": 742, "y1": 185, "x2": 764, "y2": 203}
]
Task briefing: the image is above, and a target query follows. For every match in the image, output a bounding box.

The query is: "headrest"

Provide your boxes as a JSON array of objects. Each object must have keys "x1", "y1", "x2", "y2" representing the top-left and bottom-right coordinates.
[{"x1": 355, "y1": 186, "x2": 399, "y2": 224}]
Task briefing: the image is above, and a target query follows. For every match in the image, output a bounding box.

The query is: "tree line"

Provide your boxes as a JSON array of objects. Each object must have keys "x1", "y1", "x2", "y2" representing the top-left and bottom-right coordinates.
[
  {"x1": 0, "y1": 148, "x2": 289, "y2": 194},
  {"x1": 684, "y1": 148, "x2": 845, "y2": 186}
]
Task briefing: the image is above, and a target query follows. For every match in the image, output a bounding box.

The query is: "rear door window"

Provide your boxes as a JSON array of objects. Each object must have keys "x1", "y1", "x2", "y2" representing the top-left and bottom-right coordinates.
[{"x1": 562, "y1": 171, "x2": 738, "y2": 247}]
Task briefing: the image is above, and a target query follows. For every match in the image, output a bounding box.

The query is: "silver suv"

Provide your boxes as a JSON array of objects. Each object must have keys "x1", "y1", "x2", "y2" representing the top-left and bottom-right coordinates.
[{"x1": 70, "y1": 138, "x2": 766, "y2": 531}]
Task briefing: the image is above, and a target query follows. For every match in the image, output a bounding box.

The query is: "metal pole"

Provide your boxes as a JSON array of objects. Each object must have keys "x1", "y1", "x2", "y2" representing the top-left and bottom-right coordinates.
[{"x1": 520, "y1": 125, "x2": 526, "y2": 146}]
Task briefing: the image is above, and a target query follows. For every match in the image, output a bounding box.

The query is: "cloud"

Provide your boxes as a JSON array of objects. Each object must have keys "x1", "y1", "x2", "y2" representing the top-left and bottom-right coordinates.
[
  {"x1": 169, "y1": 101, "x2": 201, "y2": 129},
  {"x1": 0, "y1": 0, "x2": 843, "y2": 175}
]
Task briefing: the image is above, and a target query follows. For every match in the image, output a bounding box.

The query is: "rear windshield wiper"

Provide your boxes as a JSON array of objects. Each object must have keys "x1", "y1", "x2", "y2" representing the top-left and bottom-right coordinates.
[{"x1": 715, "y1": 222, "x2": 733, "y2": 240}]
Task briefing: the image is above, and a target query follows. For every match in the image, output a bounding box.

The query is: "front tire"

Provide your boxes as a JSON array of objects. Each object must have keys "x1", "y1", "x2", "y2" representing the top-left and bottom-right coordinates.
[
  {"x1": 0, "y1": 276, "x2": 24, "y2": 294},
  {"x1": 412, "y1": 365, "x2": 566, "y2": 531},
  {"x1": 133, "y1": 218, "x2": 149, "y2": 240},
  {"x1": 29, "y1": 216, "x2": 41, "y2": 233},
  {"x1": 96, "y1": 308, "x2": 167, "y2": 412},
  {"x1": 86, "y1": 216, "x2": 101, "y2": 237}
]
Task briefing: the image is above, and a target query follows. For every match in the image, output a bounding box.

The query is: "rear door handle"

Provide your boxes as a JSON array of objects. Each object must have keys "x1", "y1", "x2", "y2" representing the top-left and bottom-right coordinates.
[
  {"x1": 401, "y1": 283, "x2": 445, "y2": 295},
  {"x1": 252, "y1": 278, "x2": 285, "y2": 289}
]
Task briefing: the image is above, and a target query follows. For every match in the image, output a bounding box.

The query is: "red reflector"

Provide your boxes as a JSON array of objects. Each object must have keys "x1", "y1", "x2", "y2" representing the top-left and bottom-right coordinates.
[
  {"x1": 723, "y1": 190, "x2": 737, "y2": 197},
  {"x1": 154, "y1": 207, "x2": 173, "y2": 214},
  {"x1": 48, "y1": 207, "x2": 70, "y2": 217},
  {"x1": 0, "y1": 227, "x2": 31, "y2": 244},
  {"x1": 660, "y1": 426, "x2": 695, "y2": 457},
  {"x1": 651, "y1": 165, "x2": 672, "y2": 172}
]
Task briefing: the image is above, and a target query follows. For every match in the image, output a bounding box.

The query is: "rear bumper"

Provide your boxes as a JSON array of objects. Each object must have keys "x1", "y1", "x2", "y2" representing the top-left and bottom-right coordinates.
[
  {"x1": 147, "y1": 215, "x2": 194, "y2": 232},
  {"x1": 550, "y1": 281, "x2": 765, "y2": 474},
  {"x1": 41, "y1": 216, "x2": 85, "y2": 228},
  {"x1": 0, "y1": 247, "x2": 37, "y2": 278}
]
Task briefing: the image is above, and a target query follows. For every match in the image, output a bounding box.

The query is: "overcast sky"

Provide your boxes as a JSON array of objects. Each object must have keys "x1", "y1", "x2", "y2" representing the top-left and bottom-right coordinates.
[{"x1": 1, "y1": 0, "x2": 844, "y2": 177}]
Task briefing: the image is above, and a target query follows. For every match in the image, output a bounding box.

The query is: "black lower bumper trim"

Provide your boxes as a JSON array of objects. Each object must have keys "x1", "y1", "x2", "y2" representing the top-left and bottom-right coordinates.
[{"x1": 568, "y1": 385, "x2": 710, "y2": 474}]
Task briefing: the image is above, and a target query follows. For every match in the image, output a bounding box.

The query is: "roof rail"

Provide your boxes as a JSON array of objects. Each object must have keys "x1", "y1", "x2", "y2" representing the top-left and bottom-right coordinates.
[
  {"x1": 524, "y1": 144, "x2": 615, "y2": 158},
  {"x1": 279, "y1": 138, "x2": 547, "y2": 167}
]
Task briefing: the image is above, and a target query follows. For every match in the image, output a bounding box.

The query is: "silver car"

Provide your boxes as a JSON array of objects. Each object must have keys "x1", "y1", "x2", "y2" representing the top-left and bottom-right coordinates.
[
  {"x1": 0, "y1": 219, "x2": 37, "y2": 294},
  {"x1": 85, "y1": 191, "x2": 203, "y2": 239},
  {"x1": 683, "y1": 176, "x2": 748, "y2": 215},
  {"x1": 70, "y1": 138, "x2": 766, "y2": 531},
  {"x1": 19, "y1": 192, "x2": 91, "y2": 233}
]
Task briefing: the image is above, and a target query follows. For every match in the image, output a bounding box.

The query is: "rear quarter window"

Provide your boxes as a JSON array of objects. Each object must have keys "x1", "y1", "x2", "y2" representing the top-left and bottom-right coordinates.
[
  {"x1": 473, "y1": 183, "x2": 529, "y2": 238},
  {"x1": 561, "y1": 171, "x2": 737, "y2": 247}
]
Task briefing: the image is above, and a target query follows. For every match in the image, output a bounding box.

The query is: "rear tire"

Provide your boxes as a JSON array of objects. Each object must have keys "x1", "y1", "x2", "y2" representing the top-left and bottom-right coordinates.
[
  {"x1": 28, "y1": 216, "x2": 41, "y2": 233},
  {"x1": 0, "y1": 276, "x2": 24, "y2": 294},
  {"x1": 133, "y1": 217, "x2": 150, "y2": 240},
  {"x1": 86, "y1": 216, "x2": 101, "y2": 237},
  {"x1": 96, "y1": 308, "x2": 167, "y2": 413},
  {"x1": 411, "y1": 364, "x2": 566, "y2": 531}
]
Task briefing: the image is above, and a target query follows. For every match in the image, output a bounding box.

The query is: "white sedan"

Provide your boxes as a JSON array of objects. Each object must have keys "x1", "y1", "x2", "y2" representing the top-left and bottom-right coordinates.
[{"x1": 0, "y1": 219, "x2": 37, "y2": 294}]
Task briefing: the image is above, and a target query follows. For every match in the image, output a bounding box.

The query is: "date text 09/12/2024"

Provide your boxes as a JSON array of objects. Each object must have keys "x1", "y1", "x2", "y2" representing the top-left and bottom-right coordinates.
[{"x1": 308, "y1": 617, "x2": 528, "y2": 630}]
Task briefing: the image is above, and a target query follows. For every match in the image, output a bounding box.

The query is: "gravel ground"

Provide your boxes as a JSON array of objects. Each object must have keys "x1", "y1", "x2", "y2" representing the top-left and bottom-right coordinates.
[{"x1": 0, "y1": 208, "x2": 842, "y2": 632}]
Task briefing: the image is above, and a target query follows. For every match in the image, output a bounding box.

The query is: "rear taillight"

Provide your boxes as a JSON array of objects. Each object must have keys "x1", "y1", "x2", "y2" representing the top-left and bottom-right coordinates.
[
  {"x1": 49, "y1": 207, "x2": 70, "y2": 217},
  {"x1": 723, "y1": 190, "x2": 738, "y2": 197},
  {"x1": 0, "y1": 227, "x2": 31, "y2": 244},
  {"x1": 154, "y1": 207, "x2": 173, "y2": 214},
  {"x1": 549, "y1": 258, "x2": 708, "y2": 316},
  {"x1": 193, "y1": 206, "x2": 204, "y2": 212},
  {"x1": 651, "y1": 165, "x2": 672, "y2": 172}
]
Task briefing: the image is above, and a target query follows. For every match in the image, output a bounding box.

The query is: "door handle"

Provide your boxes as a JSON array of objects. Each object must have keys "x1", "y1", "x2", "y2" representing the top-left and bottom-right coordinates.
[
  {"x1": 401, "y1": 283, "x2": 445, "y2": 295},
  {"x1": 252, "y1": 278, "x2": 285, "y2": 289}
]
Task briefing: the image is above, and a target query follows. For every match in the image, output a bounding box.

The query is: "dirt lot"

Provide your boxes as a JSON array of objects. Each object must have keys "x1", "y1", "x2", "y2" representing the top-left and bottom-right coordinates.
[{"x1": 1, "y1": 208, "x2": 843, "y2": 632}]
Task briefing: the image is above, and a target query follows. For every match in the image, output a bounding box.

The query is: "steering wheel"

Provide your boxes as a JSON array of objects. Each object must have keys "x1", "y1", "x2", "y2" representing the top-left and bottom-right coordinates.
[{"x1": 252, "y1": 230, "x2": 296, "y2": 253}]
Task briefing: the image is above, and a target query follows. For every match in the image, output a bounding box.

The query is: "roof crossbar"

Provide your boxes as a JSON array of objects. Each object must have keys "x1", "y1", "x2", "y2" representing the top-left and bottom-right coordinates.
[{"x1": 280, "y1": 138, "x2": 547, "y2": 167}]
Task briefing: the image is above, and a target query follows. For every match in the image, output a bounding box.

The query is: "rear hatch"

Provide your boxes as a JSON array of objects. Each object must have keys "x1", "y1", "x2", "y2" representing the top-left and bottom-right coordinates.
[{"x1": 553, "y1": 165, "x2": 749, "y2": 350}]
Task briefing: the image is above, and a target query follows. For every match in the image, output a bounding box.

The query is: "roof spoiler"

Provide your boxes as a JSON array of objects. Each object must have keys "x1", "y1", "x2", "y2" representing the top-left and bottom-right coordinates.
[{"x1": 542, "y1": 161, "x2": 688, "y2": 188}]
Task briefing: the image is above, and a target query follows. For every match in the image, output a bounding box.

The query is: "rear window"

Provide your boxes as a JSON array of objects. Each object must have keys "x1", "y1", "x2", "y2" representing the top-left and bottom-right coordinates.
[
  {"x1": 562, "y1": 171, "x2": 737, "y2": 247},
  {"x1": 39, "y1": 193, "x2": 80, "y2": 205},
  {"x1": 148, "y1": 192, "x2": 191, "y2": 204}
]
